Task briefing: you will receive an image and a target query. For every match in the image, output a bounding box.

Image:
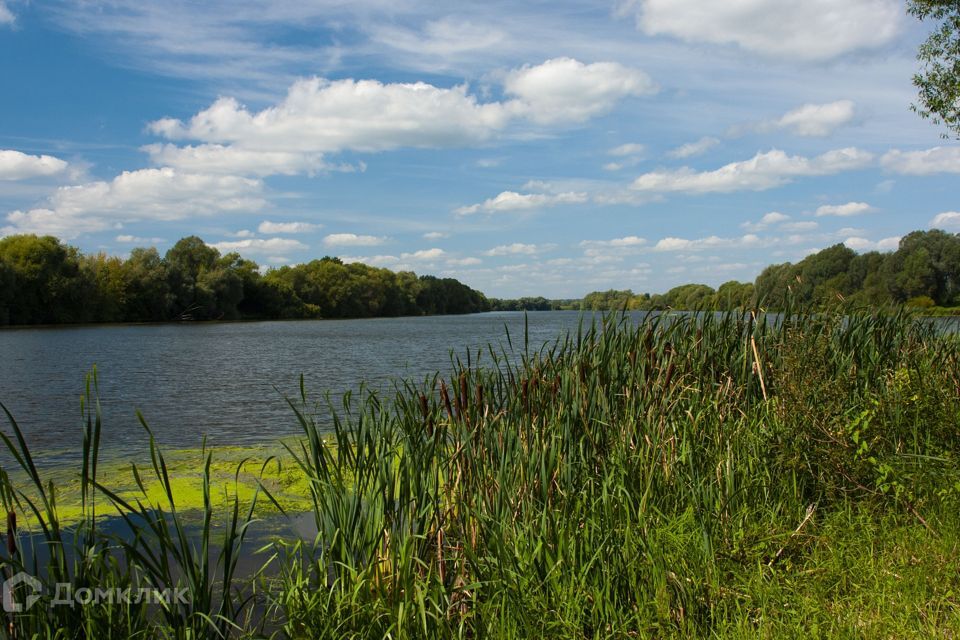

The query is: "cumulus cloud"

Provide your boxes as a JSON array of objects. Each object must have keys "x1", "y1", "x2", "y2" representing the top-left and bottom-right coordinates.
[
  {"x1": 147, "y1": 58, "x2": 656, "y2": 177},
  {"x1": 815, "y1": 202, "x2": 874, "y2": 217},
  {"x1": 143, "y1": 143, "x2": 333, "y2": 176},
  {"x1": 258, "y1": 220, "x2": 321, "y2": 234},
  {"x1": 210, "y1": 237, "x2": 308, "y2": 255},
  {"x1": 842, "y1": 236, "x2": 900, "y2": 252},
  {"x1": 652, "y1": 234, "x2": 763, "y2": 252},
  {"x1": 0, "y1": 150, "x2": 69, "y2": 181},
  {"x1": 631, "y1": 148, "x2": 874, "y2": 194},
  {"x1": 741, "y1": 211, "x2": 790, "y2": 231},
  {"x1": 881, "y1": 147, "x2": 960, "y2": 175},
  {"x1": 402, "y1": 248, "x2": 445, "y2": 261},
  {"x1": 483, "y1": 243, "x2": 541, "y2": 256},
  {"x1": 423, "y1": 231, "x2": 448, "y2": 240},
  {"x1": 930, "y1": 211, "x2": 960, "y2": 229},
  {"x1": 2, "y1": 168, "x2": 264, "y2": 239},
  {"x1": 609, "y1": 143, "x2": 645, "y2": 157},
  {"x1": 116, "y1": 234, "x2": 164, "y2": 244},
  {"x1": 0, "y1": 2, "x2": 14, "y2": 25},
  {"x1": 455, "y1": 190, "x2": 587, "y2": 215},
  {"x1": 776, "y1": 100, "x2": 857, "y2": 137},
  {"x1": 781, "y1": 221, "x2": 819, "y2": 232},
  {"x1": 322, "y1": 233, "x2": 386, "y2": 247},
  {"x1": 625, "y1": 0, "x2": 901, "y2": 60},
  {"x1": 447, "y1": 256, "x2": 482, "y2": 266},
  {"x1": 667, "y1": 137, "x2": 719, "y2": 159},
  {"x1": 503, "y1": 58, "x2": 657, "y2": 124},
  {"x1": 581, "y1": 235, "x2": 647, "y2": 249}
]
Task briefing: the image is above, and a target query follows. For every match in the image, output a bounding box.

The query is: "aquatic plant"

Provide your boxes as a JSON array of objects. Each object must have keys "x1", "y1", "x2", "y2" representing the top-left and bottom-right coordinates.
[{"x1": 1, "y1": 304, "x2": 959, "y2": 638}]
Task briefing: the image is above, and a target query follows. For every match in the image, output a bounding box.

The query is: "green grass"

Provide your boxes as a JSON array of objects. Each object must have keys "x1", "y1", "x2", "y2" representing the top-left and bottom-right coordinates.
[{"x1": 1, "y1": 303, "x2": 959, "y2": 638}]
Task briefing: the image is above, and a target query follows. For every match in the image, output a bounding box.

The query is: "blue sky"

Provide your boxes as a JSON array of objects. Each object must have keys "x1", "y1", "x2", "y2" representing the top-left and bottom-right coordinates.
[{"x1": 1, "y1": 0, "x2": 958, "y2": 298}]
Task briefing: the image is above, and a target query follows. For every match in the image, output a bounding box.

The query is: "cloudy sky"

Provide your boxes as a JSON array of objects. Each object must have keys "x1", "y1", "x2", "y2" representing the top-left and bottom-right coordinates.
[{"x1": 1, "y1": 0, "x2": 957, "y2": 297}]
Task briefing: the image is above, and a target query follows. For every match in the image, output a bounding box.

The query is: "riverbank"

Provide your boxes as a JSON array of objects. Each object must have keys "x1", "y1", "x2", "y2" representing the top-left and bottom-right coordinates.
[{"x1": 1, "y1": 307, "x2": 958, "y2": 637}]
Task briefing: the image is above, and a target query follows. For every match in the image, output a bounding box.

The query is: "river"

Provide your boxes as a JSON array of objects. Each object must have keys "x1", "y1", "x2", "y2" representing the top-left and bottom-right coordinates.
[{"x1": 0, "y1": 311, "x2": 593, "y2": 463}]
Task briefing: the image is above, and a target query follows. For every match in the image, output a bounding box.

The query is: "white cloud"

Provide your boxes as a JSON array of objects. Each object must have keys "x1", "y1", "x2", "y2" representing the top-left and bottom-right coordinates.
[
  {"x1": 402, "y1": 248, "x2": 445, "y2": 261},
  {"x1": 626, "y1": 0, "x2": 902, "y2": 60},
  {"x1": 653, "y1": 234, "x2": 763, "y2": 252},
  {"x1": 782, "y1": 221, "x2": 818, "y2": 232},
  {"x1": 741, "y1": 211, "x2": 790, "y2": 231},
  {"x1": 609, "y1": 143, "x2": 645, "y2": 157},
  {"x1": 0, "y1": 150, "x2": 69, "y2": 181},
  {"x1": 455, "y1": 190, "x2": 587, "y2": 215},
  {"x1": 143, "y1": 143, "x2": 334, "y2": 177},
  {"x1": 843, "y1": 236, "x2": 900, "y2": 252},
  {"x1": 631, "y1": 148, "x2": 874, "y2": 194},
  {"x1": 339, "y1": 254, "x2": 400, "y2": 267},
  {"x1": 815, "y1": 202, "x2": 874, "y2": 217},
  {"x1": 930, "y1": 211, "x2": 960, "y2": 229},
  {"x1": 667, "y1": 137, "x2": 719, "y2": 159},
  {"x1": 776, "y1": 100, "x2": 857, "y2": 137},
  {"x1": 2, "y1": 168, "x2": 264, "y2": 239},
  {"x1": 881, "y1": 147, "x2": 960, "y2": 175},
  {"x1": 148, "y1": 58, "x2": 655, "y2": 173},
  {"x1": 447, "y1": 256, "x2": 482, "y2": 266},
  {"x1": 116, "y1": 234, "x2": 163, "y2": 244},
  {"x1": 582, "y1": 235, "x2": 647, "y2": 248},
  {"x1": 150, "y1": 82, "x2": 511, "y2": 154},
  {"x1": 322, "y1": 233, "x2": 386, "y2": 247},
  {"x1": 210, "y1": 237, "x2": 307, "y2": 255},
  {"x1": 0, "y1": 2, "x2": 14, "y2": 25},
  {"x1": 258, "y1": 220, "x2": 321, "y2": 234},
  {"x1": 373, "y1": 17, "x2": 508, "y2": 58},
  {"x1": 502, "y1": 57, "x2": 657, "y2": 124},
  {"x1": 423, "y1": 231, "x2": 448, "y2": 240},
  {"x1": 484, "y1": 243, "x2": 541, "y2": 256}
]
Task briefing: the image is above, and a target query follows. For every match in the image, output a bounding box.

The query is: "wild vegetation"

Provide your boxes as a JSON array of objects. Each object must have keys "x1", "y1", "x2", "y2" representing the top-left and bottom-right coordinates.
[
  {"x1": 0, "y1": 302, "x2": 958, "y2": 638},
  {"x1": 0, "y1": 234, "x2": 488, "y2": 325},
  {"x1": 581, "y1": 229, "x2": 960, "y2": 313}
]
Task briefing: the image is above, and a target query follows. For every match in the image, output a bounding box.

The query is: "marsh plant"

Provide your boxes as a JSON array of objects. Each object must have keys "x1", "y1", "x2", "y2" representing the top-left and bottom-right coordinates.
[{"x1": 1, "y1": 304, "x2": 959, "y2": 638}]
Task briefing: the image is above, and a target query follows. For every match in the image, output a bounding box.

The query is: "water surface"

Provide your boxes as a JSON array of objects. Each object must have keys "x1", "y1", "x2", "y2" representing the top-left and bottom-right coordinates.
[{"x1": 0, "y1": 312, "x2": 591, "y2": 463}]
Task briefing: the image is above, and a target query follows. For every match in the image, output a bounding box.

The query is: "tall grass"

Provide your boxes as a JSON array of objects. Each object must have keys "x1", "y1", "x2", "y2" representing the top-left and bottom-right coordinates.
[{"x1": 1, "y1": 305, "x2": 958, "y2": 638}]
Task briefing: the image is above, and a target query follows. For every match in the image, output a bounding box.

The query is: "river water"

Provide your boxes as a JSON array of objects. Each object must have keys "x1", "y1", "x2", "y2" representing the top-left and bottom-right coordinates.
[{"x1": 0, "y1": 311, "x2": 593, "y2": 463}]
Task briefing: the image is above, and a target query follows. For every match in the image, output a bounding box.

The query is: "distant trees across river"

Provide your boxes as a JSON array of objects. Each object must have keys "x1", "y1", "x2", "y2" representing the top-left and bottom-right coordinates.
[
  {"x1": 580, "y1": 229, "x2": 960, "y2": 314},
  {"x1": 1, "y1": 228, "x2": 958, "y2": 325},
  {"x1": 0, "y1": 234, "x2": 488, "y2": 324}
]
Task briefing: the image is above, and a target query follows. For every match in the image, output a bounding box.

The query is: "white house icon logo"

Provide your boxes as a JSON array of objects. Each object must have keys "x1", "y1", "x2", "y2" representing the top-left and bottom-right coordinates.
[{"x1": 2, "y1": 572, "x2": 42, "y2": 612}]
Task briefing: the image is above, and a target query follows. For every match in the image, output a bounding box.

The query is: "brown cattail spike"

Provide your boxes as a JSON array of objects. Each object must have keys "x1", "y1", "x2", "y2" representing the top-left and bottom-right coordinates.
[
  {"x1": 6, "y1": 511, "x2": 16, "y2": 557},
  {"x1": 440, "y1": 380, "x2": 454, "y2": 420}
]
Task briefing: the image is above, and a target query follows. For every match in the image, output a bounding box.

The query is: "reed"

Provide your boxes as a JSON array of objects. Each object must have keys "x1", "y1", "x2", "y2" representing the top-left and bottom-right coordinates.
[{"x1": 0, "y1": 303, "x2": 958, "y2": 638}]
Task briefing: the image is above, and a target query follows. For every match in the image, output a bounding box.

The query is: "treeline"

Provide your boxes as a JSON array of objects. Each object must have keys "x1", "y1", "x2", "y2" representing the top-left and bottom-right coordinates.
[
  {"x1": 580, "y1": 229, "x2": 960, "y2": 312},
  {"x1": 0, "y1": 235, "x2": 489, "y2": 325}
]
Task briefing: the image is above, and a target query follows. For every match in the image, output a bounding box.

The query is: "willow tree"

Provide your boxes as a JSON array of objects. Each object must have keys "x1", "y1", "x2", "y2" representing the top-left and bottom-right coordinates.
[{"x1": 909, "y1": 0, "x2": 960, "y2": 138}]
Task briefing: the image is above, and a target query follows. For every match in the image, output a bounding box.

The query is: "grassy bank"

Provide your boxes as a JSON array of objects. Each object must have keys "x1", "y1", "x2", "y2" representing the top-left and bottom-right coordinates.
[{"x1": 1, "y1": 306, "x2": 959, "y2": 638}]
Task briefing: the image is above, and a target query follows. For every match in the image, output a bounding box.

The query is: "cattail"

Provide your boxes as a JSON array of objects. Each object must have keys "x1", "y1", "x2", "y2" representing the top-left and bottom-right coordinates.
[
  {"x1": 664, "y1": 362, "x2": 676, "y2": 391},
  {"x1": 6, "y1": 511, "x2": 16, "y2": 557},
  {"x1": 459, "y1": 374, "x2": 469, "y2": 418},
  {"x1": 521, "y1": 378, "x2": 529, "y2": 407},
  {"x1": 440, "y1": 380, "x2": 454, "y2": 420},
  {"x1": 419, "y1": 393, "x2": 433, "y2": 436},
  {"x1": 475, "y1": 382, "x2": 483, "y2": 411}
]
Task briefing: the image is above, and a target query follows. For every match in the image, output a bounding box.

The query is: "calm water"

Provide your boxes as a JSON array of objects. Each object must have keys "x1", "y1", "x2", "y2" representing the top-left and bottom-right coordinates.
[{"x1": 0, "y1": 312, "x2": 592, "y2": 463}]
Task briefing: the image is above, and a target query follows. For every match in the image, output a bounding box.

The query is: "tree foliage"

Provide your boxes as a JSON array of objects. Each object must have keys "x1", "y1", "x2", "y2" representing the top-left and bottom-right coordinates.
[
  {"x1": 0, "y1": 235, "x2": 489, "y2": 326},
  {"x1": 909, "y1": 0, "x2": 960, "y2": 138},
  {"x1": 582, "y1": 229, "x2": 960, "y2": 312}
]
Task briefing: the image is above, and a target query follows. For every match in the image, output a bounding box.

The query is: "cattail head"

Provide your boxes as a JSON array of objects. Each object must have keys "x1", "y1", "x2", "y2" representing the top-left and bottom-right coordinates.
[
  {"x1": 6, "y1": 511, "x2": 16, "y2": 557},
  {"x1": 440, "y1": 380, "x2": 454, "y2": 420}
]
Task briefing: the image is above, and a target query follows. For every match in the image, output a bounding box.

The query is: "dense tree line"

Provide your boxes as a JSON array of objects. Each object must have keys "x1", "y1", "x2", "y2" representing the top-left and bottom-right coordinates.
[
  {"x1": 580, "y1": 229, "x2": 960, "y2": 312},
  {"x1": 0, "y1": 235, "x2": 489, "y2": 325}
]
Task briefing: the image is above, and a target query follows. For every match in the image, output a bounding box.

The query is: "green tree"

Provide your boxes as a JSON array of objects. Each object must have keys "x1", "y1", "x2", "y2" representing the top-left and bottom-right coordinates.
[{"x1": 909, "y1": 0, "x2": 960, "y2": 138}]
